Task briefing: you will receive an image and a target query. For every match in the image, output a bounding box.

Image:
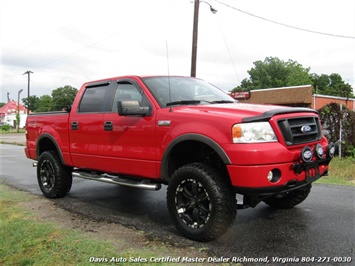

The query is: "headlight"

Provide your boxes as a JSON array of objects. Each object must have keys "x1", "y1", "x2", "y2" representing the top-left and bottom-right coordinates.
[{"x1": 232, "y1": 122, "x2": 277, "y2": 143}]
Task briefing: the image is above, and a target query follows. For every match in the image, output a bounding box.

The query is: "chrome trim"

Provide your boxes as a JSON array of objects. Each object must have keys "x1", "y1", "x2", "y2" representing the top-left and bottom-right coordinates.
[
  {"x1": 72, "y1": 171, "x2": 161, "y2": 191},
  {"x1": 158, "y1": 120, "x2": 171, "y2": 126}
]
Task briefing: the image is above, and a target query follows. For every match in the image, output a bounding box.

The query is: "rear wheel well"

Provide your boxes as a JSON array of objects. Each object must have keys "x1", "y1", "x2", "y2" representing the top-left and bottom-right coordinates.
[
  {"x1": 37, "y1": 136, "x2": 63, "y2": 164},
  {"x1": 165, "y1": 140, "x2": 229, "y2": 183}
]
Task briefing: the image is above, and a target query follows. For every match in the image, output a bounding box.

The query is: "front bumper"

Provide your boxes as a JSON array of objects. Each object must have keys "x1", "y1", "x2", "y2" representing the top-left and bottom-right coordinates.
[{"x1": 227, "y1": 157, "x2": 332, "y2": 197}]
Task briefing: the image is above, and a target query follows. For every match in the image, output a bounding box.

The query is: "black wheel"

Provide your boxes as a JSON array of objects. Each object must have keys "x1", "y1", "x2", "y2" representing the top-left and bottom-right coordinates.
[
  {"x1": 167, "y1": 163, "x2": 236, "y2": 242},
  {"x1": 37, "y1": 150, "x2": 72, "y2": 198},
  {"x1": 263, "y1": 185, "x2": 312, "y2": 209}
]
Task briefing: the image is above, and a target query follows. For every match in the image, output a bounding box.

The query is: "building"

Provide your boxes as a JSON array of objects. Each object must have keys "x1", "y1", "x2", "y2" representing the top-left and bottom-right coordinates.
[
  {"x1": 232, "y1": 85, "x2": 355, "y2": 111},
  {"x1": 312, "y1": 94, "x2": 354, "y2": 111},
  {"x1": 0, "y1": 100, "x2": 28, "y2": 128}
]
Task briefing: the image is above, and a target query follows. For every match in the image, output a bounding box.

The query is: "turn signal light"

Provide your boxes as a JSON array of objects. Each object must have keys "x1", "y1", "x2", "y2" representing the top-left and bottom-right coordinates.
[{"x1": 232, "y1": 125, "x2": 242, "y2": 139}]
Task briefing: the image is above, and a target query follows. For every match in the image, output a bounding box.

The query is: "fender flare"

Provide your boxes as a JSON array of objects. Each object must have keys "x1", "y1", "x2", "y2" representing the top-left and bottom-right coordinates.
[
  {"x1": 36, "y1": 133, "x2": 65, "y2": 164},
  {"x1": 160, "y1": 134, "x2": 231, "y2": 180}
]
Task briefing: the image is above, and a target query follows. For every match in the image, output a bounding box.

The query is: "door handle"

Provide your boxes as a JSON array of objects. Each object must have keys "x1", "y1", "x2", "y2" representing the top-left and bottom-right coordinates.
[
  {"x1": 71, "y1": 121, "x2": 78, "y2": 130},
  {"x1": 104, "y1": 121, "x2": 113, "y2": 131}
]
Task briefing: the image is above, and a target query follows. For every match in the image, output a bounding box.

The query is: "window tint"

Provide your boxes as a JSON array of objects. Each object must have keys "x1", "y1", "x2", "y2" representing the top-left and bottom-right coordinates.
[
  {"x1": 112, "y1": 83, "x2": 151, "y2": 112},
  {"x1": 143, "y1": 77, "x2": 235, "y2": 107},
  {"x1": 79, "y1": 86, "x2": 107, "y2": 113}
]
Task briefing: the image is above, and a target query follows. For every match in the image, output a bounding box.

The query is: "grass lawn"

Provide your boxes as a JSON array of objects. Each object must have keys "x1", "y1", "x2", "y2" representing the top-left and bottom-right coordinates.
[
  {"x1": 0, "y1": 128, "x2": 26, "y2": 134},
  {"x1": 0, "y1": 183, "x2": 119, "y2": 266},
  {"x1": 316, "y1": 157, "x2": 355, "y2": 186},
  {"x1": 0, "y1": 183, "x2": 176, "y2": 266}
]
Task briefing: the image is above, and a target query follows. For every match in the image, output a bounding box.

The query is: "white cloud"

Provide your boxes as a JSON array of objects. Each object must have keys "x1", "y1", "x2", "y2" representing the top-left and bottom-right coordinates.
[{"x1": 1, "y1": 0, "x2": 354, "y2": 102}]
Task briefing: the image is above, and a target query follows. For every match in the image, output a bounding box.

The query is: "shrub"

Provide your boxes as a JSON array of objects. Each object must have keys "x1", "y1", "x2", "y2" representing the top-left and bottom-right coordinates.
[
  {"x1": 318, "y1": 103, "x2": 355, "y2": 158},
  {"x1": 1, "y1": 124, "x2": 11, "y2": 132}
]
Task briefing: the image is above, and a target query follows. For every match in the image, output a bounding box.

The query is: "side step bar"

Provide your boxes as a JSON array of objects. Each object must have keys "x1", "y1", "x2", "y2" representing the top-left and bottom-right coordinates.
[{"x1": 72, "y1": 171, "x2": 161, "y2": 191}]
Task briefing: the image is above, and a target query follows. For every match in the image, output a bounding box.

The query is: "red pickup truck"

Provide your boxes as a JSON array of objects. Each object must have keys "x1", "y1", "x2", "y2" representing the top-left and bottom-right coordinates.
[{"x1": 25, "y1": 75, "x2": 335, "y2": 241}]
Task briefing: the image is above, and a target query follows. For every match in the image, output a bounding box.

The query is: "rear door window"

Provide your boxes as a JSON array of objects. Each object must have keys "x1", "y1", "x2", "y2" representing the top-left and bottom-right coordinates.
[{"x1": 78, "y1": 83, "x2": 111, "y2": 113}]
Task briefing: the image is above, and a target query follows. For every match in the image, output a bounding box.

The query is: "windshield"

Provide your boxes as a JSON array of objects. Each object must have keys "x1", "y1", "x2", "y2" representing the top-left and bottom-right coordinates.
[{"x1": 142, "y1": 76, "x2": 236, "y2": 107}]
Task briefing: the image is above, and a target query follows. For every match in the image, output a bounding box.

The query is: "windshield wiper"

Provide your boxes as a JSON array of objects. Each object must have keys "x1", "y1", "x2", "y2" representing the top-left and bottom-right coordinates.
[
  {"x1": 210, "y1": 100, "x2": 236, "y2": 104},
  {"x1": 166, "y1": 100, "x2": 201, "y2": 106},
  {"x1": 166, "y1": 99, "x2": 235, "y2": 106}
]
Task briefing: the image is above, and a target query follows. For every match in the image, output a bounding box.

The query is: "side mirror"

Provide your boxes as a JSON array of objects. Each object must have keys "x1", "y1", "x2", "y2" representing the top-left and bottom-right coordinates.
[{"x1": 117, "y1": 100, "x2": 150, "y2": 116}]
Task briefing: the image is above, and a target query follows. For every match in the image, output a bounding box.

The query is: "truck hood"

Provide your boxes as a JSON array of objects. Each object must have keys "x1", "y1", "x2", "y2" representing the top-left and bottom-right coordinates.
[{"x1": 172, "y1": 103, "x2": 317, "y2": 122}]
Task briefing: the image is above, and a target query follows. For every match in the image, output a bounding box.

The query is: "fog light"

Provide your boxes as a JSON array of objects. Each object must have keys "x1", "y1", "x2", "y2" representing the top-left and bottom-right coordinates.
[
  {"x1": 315, "y1": 144, "x2": 324, "y2": 159},
  {"x1": 301, "y1": 146, "x2": 313, "y2": 162},
  {"x1": 326, "y1": 142, "x2": 335, "y2": 158},
  {"x1": 267, "y1": 171, "x2": 273, "y2": 181},
  {"x1": 267, "y1": 169, "x2": 281, "y2": 183}
]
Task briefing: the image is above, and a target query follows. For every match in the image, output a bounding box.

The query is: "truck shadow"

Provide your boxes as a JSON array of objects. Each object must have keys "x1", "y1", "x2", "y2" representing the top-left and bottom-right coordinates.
[{"x1": 58, "y1": 179, "x2": 312, "y2": 251}]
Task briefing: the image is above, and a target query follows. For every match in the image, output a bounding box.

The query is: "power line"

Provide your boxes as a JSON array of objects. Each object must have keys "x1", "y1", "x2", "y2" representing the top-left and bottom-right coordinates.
[{"x1": 215, "y1": 0, "x2": 355, "y2": 39}]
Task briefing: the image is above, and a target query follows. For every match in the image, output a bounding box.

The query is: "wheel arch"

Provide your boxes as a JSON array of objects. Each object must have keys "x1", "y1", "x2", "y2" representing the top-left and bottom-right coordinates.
[
  {"x1": 161, "y1": 134, "x2": 231, "y2": 182},
  {"x1": 36, "y1": 134, "x2": 65, "y2": 165}
]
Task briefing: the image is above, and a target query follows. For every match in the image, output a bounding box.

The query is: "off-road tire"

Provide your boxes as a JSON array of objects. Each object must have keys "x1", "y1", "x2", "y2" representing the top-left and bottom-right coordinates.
[
  {"x1": 167, "y1": 163, "x2": 237, "y2": 242},
  {"x1": 263, "y1": 185, "x2": 312, "y2": 209},
  {"x1": 37, "y1": 150, "x2": 72, "y2": 198}
]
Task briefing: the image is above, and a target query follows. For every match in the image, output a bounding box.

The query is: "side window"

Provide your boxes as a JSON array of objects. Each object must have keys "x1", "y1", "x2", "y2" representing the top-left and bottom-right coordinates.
[
  {"x1": 78, "y1": 86, "x2": 107, "y2": 113},
  {"x1": 112, "y1": 83, "x2": 151, "y2": 112}
]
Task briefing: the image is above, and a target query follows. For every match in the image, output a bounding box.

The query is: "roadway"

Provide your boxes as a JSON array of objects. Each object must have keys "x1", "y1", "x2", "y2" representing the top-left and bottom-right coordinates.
[{"x1": 0, "y1": 143, "x2": 354, "y2": 264}]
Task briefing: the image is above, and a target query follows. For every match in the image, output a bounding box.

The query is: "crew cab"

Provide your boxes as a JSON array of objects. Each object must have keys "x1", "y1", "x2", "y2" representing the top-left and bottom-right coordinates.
[{"x1": 25, "y1": 76, "x2": 335, "y2": 241}]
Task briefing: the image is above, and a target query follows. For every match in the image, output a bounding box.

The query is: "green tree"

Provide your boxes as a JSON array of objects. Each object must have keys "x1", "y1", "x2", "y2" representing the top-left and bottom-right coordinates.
[
  {"x1": 0, "y1": 102, "x2": 5, "y2": 108},
  {"x1": 233, "y1": 57, "x2": 312, "y2": 92},
  {"x1": 16, "y1": 113, "x2": 20, "y2": 132},
  {"x1": 286, "y1": 60, "x2": 312, "y2": 86},
  {"x1": 51, "y1": 85, "x2": 78, "y2": 111},
  {"x1": 22, "y1": 95, "x2": 40, "y2": 112},
  {"x1": 36, "y1": 95, "x2": 53, "y2": 112},
  {"x1": 312, "y1": 73, "x2": 354, "y2": 97}
]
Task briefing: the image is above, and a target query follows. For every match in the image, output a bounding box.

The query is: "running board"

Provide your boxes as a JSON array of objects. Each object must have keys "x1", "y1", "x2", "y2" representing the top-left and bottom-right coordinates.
[{"x1": 72, "y1": 171, "x2": 161, "y2": 191}]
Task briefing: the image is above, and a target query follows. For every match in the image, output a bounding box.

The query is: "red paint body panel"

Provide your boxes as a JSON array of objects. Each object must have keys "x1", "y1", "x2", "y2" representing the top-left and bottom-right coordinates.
[
  {"x1": 25, "y1": 112, "x2": 72, "y2": 166},
  {"x1": 25, "y1": 75, "x2": 331, "y2": 191},
  {"x1": 227, "y1": 163, "x2": 329, "y2": 188}
]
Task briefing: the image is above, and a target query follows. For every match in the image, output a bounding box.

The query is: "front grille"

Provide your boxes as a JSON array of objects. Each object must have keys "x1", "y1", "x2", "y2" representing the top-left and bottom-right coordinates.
[{"x1": 277, "y1": 117, "x2": 322, "y2": 146}]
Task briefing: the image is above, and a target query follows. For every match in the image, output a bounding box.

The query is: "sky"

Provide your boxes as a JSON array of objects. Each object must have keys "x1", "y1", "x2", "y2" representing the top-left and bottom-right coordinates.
[{"x1": 1, "y1": 0, "x2": 354, "y2": 103}]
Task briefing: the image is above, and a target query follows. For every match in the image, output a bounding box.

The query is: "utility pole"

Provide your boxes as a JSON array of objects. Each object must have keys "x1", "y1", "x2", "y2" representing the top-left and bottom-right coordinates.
[
  {"x1": 339, "y1": 103, "x2": 343, "y2": 158},
  {"x1": 190, "y1": 0, "x2": 217, "y2": 77},
  {"x1": 190, "y1": 0, "x2": 200, "y2": 77},
  {"x1": 17, "y1": 89, "x2": 23, "y2": 132},
  {"x1": 23, "y1": 70, "x2": 33, "y2": 114}
]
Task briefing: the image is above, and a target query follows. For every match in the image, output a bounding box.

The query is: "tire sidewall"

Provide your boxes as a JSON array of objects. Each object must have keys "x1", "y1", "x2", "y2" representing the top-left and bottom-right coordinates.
[
  {"x1": 167, "y1": 163, "x2": 236, "y2": 241},
  {"x1": 37, "y1": 151, "x2": 72, "y2": 198}
]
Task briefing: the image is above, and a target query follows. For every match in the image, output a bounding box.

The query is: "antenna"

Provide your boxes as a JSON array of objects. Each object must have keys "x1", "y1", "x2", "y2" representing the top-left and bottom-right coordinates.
[{"x1": 166, "y1": 40, "x2": 172, "y2": 112}]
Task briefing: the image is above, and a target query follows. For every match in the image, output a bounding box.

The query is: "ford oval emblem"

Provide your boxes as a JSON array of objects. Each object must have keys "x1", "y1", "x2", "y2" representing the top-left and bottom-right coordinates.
[{"x1": 301, "y1": 125, "x2": 312, "y2": 134}]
